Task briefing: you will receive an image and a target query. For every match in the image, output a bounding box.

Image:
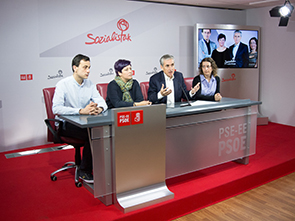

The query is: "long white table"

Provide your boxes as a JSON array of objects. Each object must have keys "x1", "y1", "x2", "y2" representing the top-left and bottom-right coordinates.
[{"x1": 60, "y1": 97, "x2": 261, "y2": 212}]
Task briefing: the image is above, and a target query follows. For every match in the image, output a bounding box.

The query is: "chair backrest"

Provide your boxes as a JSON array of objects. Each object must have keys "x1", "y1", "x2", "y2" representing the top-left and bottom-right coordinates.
[
  {"x1": 43, "y1": 87, "x2": 56, "y2": 142},
  {"x1": 96, "y1": 83, "x2": 108, "y2": 100},
  {"x1": 43, "y1": 87, "x2": 85, "y2": 146},
  {"x1": 140, "y1": 82, "x2": 149, "y2": 100},
  {"x1": 184, "y1": 77, "x2": 194, "y2": 91}
]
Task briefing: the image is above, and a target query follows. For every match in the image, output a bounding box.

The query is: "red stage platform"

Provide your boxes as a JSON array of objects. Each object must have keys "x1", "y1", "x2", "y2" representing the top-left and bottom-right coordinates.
[{"x1": 1, "y1": 122, "x2": 295, "y2": 221}]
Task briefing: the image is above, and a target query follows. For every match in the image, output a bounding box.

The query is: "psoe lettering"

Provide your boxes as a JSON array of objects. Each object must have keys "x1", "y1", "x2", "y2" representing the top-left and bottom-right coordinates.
[{"x1": 218, "y1": 136, "x2": 247, "y2": 156}]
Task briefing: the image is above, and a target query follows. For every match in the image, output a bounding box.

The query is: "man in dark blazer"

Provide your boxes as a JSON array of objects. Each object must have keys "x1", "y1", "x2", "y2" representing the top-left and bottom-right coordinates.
[
  {"x1": 148, "y1": 54, "x2": 200, "y2": 104},
  {"x1": 228, "y1": 30, "x2": 249, "y2": 68}
]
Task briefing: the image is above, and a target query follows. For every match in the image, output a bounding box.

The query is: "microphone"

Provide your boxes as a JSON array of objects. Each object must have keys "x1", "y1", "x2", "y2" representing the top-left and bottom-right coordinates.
[{"x1": 178, "y1": 81, "x2": 191, "y2": 107}]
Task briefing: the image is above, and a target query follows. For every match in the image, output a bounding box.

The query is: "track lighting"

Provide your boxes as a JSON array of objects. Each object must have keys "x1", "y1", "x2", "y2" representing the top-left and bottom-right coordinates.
[{"x1": 269, "y1": 0, "x2": 294, "y2": 26}]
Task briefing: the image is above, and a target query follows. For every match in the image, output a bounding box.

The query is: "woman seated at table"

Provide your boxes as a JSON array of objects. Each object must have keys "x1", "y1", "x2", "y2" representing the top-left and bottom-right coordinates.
[
  {"x1": 192, "y1": 57, "x2": 222, "y2": 101},
  {"x1": 106, "y1": 59, "x2": 151, "y2": 109}
]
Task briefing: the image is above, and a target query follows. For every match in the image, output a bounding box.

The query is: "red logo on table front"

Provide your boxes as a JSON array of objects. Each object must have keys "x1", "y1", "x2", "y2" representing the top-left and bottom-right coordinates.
[
  {"x1": 117, "y1": 111, "x2": 131, "y2": 127},
  {"x1": 117, "y1": 110, "x2": 144, "y2": 127},
  {"x1": 131, "y1": 110, "x2": 143, "y2": 125}
]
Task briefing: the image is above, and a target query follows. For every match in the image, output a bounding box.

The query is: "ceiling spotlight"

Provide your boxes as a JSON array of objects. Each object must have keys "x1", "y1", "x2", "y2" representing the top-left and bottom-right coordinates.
[
  {"x1": 279, "y1": 1, "x2": 294, "y2": 16},
  {"x1": 269, "y1": 0, "x2": 294, "y2": 26}
]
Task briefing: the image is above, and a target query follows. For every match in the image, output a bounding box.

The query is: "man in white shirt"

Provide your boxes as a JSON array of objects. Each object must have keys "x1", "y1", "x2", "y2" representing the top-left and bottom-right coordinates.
[
  {"x1": 52, "y1": 54, "x2": 107, "y2": 183},
  {"x1": 148, "y1": 54, "x2": 200, "y2": 105}
]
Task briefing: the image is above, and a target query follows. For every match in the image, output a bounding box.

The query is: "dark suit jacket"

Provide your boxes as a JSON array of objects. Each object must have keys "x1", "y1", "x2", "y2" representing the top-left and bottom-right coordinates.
[
  {"x1": 229, "y1": 42, "x2": 249, "y2": 68},
  {"x1": 147, "y1": 71, "x2": 190, "y2": 104},
  {"x1": 106, "y1": 79, "x2": 143, "y2": 109}
]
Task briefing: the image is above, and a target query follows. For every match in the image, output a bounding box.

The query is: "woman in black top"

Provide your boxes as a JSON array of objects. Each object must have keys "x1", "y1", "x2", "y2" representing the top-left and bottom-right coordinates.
[
  {"x1": 211, "y1": 33, "x2": 229, "y2": 68},
  {"x1": 106, "y1": 59, "x2": 151, "y2": 109}
]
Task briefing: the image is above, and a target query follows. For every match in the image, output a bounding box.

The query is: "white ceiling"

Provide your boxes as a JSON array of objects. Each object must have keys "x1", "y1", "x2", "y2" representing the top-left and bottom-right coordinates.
[{"x1": 130, "y1": 0, "x2": 295, "y2": 10}]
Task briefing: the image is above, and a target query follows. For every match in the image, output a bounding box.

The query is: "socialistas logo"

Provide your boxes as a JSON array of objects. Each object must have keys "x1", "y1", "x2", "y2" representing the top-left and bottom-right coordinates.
[
  {"x1": 86, "y1": 19, "x2": 132, "y2": 45},
  {"x1": 222, "y1": 73, "x2": 236, "y2": 82}
]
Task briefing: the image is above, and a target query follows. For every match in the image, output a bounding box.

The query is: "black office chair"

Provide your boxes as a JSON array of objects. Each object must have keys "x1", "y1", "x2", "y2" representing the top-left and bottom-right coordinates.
[{"x1": 43, "y1": 87, "x2": 84, "y2": 187}]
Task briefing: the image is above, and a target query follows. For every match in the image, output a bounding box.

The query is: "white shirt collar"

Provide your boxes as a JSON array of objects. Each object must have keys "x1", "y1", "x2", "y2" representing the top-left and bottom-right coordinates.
[
  {"x1": 163, "y1": 72, "x2": 174, "y2": 81},
  {"x1": 234, "y1": 42, "x2": 240, "y2": 47}
]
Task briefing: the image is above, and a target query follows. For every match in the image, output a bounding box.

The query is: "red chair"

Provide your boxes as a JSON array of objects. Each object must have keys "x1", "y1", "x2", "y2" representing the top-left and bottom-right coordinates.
[
  {"x1": 96, "y1": 83, "x2": 108, "y2": 100},
  {"x1": 184, "y1": 77, "x2": 194, "y2": 91},
  {"x1": 43, "y1": 87, "x2": 84, "y2": 187},
  {"x1": 140, "y1": 81, "x2": 149, "y2": 101}
]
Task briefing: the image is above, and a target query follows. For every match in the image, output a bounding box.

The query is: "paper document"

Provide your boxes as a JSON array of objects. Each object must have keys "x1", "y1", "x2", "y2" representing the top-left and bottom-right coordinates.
[{"x1": 191, "y1": 100, "x2": 215, "y2": 106}]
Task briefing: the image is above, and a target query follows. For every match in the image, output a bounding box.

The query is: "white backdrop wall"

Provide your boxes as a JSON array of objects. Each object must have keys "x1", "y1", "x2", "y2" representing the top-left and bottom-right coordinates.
[
  {"x1": 246, "y1": 7, "x2": 295, "y2": 127},
  {"x1": 0, "y1": 0, "x2": 248, "y2": 152}
]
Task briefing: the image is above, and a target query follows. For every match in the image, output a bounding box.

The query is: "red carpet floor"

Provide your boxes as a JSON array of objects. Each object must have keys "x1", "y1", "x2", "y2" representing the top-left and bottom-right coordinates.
[{"x1": 1, "y1": 122, "x2": 295, "y2": 221}]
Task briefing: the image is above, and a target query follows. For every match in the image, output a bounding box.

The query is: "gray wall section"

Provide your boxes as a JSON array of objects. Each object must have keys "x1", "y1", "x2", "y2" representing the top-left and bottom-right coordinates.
[{"x1": 246, "y1": 7, "x2": 295, "y2": 127}]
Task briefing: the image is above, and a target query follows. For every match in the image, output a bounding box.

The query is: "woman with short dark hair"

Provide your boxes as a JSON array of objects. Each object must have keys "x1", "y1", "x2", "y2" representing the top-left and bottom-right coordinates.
[
  {"x1": 211, "y1": 33, "x2": 229, "y2": 68},
  {"x1": 106, "y1": 59, "x2": 151, "y2": 109}
]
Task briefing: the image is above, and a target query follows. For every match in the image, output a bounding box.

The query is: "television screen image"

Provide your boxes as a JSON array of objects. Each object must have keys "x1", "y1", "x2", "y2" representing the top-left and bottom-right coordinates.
[{"x1": 196, "y1": 27, "x2": 259, "y2": 69}]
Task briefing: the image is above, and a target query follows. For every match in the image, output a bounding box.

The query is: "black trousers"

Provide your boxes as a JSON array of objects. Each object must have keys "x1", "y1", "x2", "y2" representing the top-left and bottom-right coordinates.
[{"x1": 60, "y1": 122, "x2": 92, "y2": 173}]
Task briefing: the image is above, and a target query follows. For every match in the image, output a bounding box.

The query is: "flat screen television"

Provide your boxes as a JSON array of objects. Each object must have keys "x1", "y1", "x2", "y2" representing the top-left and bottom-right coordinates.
[{"x1": 195, "y1": 24, "x2": 260, "y2": 70}]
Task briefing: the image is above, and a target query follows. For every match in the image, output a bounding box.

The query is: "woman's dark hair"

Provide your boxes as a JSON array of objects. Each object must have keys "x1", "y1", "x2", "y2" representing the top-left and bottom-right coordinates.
[
  {"x1": 71, "y1": 54, "x2": 90, "y2": 72},
  {"x1": 114, "y1": 59, "x2": 131, "y2": 76},
  {"x1": 249, "y1": 37, "x2": 258, "y2": 52},
  {"x1": 217, "y1": 33, "x2": 226, "y2": 41}
]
